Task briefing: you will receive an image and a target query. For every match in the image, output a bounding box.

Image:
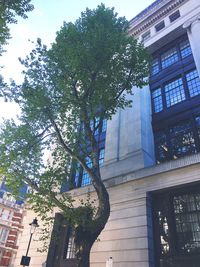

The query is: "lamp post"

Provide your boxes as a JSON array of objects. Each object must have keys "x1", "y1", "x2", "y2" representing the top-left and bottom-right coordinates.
[{"x1": 20, "y1": 218, "x2": 39, "y2": 266}]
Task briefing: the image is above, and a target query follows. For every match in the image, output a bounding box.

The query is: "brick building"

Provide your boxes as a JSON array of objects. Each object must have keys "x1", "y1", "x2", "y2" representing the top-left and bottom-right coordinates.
[{"x1": 0, "y1": 189, "x2": 24, "y2": 266}]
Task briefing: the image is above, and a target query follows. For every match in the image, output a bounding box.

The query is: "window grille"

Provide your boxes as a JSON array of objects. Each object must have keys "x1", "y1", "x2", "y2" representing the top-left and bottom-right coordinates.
[
  {"x1": 165, "y1": 77, "x2": 185, "y2": 107},
  {"x1": 153, "y1": 186, "x2": 200, "y2": 266},
  {"x1": 152, "y1": 88, "x2": 163, "y2": 113},
  {"x1": 186, "y1": 69, "x2": 200, "y2": 98},
  {"x1": 161, "y1": 47, "x2": 178, "y2": 69},
  {"x1": 151, "y1": 59, "x2": 160, "y2": 76},
  {"x1": 180, "y1": 40, "x2": 192, "y2": 59},
  {"x1": 170, "y1": 121, "x2": 197, "y2": 158}
]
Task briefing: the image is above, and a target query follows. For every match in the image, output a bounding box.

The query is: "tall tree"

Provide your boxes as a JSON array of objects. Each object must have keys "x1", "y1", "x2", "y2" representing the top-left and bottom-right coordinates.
[{"x1": 0, "y1": 4, "x2": 149, "y2": 267}]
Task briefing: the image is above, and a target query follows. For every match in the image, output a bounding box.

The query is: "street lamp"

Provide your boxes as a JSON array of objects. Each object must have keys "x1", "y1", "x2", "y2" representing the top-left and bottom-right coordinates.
[{"x1": 20, "y1": 218, "x2": 39, "y2": 266}]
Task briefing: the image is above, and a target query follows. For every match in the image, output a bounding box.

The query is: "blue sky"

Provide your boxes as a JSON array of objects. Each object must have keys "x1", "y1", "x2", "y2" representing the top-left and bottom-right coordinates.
[{"x1": 0, "y1": 0, "x2": 154, "y2": 120}]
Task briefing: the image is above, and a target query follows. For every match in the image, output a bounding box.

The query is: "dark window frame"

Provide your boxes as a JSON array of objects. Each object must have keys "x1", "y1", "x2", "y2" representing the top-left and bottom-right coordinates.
[
  {"x1": 151, "y1": 68, "x2": 200, "y2": 114},
  {"x1": 152, "y1": 184, "x2": 200, "y2": 267},
  {"x1": 154, "y1": 115, "x2": 200, "y2": 163},
  {"x1": 150, "y1": 37, "x2": 192, "y2": 77}
]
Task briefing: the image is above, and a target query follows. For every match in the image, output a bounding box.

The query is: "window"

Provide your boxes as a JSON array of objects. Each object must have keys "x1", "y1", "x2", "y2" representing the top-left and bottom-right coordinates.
[
  {"x1": 141, "y1": 30, "x2": 151, "y2": 42},
  {"x1": 1, "y1": 209, "x2": 12, "y2": 221},
  {"x1": 155, "y1": 21, "x2": 165, "y2": 32},
  {"x1": 0, "y1": 228, "x2": 9, "y2": 244},
  {"x1": 151, "y1": 38, "x2": 192, "y2": 75},
  {"x1": 152, "y1": 88, "x2": 163, "y2": 113},
  {"x1": 180, "y1": 40, "x2": 192, "y2": 59},
  {"x1": 155, "y1": 131, "x2": 168, "y2": 163},
  {"x1": 170, "y1": 121, "x2": 197, "y2": 158},
  {"x1": 169, "y1": 10, "x2": 180, "y2": 22},
  {"x1": 186, "y1": 69, "x2": 200, "y2": 98},
  {"x1": 99, "y1": 148, "x2": 105, "y2": 165},
  {"x1": 69, "y1": 118, "x2": 107, "y2": 189},
  {"x1": 165, "y1": 77, "x2": 185, "y2": 107},
  {"x1": 151, "y1": 69, "x2": 200, "y2": 113},
  {"x1": 153, "y1": 185, "x2": 200, "y2": 266},
  {"x1": 81, "y1": 157, "x2": 92, "y2": 187},
  {"x1": 65, "y1": 228, "x2": 75, "y2": 259},
  {"x1": 196, "y1": 116, "x2": 200, "y2": 138},
  {"x1": 102, "y1": 119, "x2": 107, "y2": 133},
  {"x1": 161, "y1": 47, "x2": 179, "y2": 69},
  {"x1": 154, "y1": 118, "x2": 200, "y2": 163},
  {"x1": 151, "y1": 59, "x2": 160, "y2": 76}
]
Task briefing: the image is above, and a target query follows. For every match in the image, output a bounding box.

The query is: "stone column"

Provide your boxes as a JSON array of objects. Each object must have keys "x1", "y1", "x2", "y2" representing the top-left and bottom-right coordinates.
[
  {"x1": 102, "y1": 85, "x2": 155, "y2": 180},
  {"x1": 104, "y1": 111, "x2": 120, "y2": 164},
  {"x1": 183, "y1": 14, "x2": 200, "y2": 76}
]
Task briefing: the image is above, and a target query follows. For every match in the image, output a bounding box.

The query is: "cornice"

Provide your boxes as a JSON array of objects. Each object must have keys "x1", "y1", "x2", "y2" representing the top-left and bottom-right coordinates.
[{"x1": 128, "y1": 0, "x2": 188, "y2": 37}]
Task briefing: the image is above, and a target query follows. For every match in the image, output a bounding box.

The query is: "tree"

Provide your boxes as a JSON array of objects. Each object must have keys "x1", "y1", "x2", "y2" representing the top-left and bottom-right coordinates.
[
  {"x1": 0, "y1": 0, "x2": 34, "y2": 54},
  {"x1": 0, "y1": 0, "x2": 34, "y2": 96},
  {"x1": 0, "y1": 4, "x2": 149, "y2": 267}
]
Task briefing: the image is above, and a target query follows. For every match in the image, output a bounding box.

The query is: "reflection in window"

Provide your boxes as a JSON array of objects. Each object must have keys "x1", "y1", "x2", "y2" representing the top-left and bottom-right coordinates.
[
  {"x1": 161, "y1": 47, "x2": 178, "y2": 69},
  {"x1": 165, "y1": 78, "x2": 185, "y2": 107},
  {"x1": 174, "y1": 193, "x2": 200, "y2": 254},
  {"x1": 180, "y1": 40, "x2": 192, "y2": 59},
  {"x1": 186, "y1": 69, "x2": 200, "y2": 97},
  {"x1": 155, "y1": 131, "x2": 169, "y2": 163},
  {"x1": 152, "y1": 88, "x2": 163, "y2": 113},
  {"x1": 196, "y1": 116, "x2": 200, "y2": 138},
  {"x1": 65, "y1": 228, "x2": 75, "y2": 259},
  {"x1": 153, "y1": 187, "x2": 200, "y2": 266},
  {"x1": 154, "y1": 117, "x2": 200, "y2": 163},
  {"x1": 170, "y1": 121, "x2": 197, "y2": 158}
]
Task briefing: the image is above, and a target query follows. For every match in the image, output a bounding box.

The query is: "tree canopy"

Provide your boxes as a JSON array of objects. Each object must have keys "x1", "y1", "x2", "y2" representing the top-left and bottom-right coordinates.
[
  {"x1": 0, "y1": 0, "x2": 34, "y2": 54},
  {"x1": 0, "y1": 4, "x2": 149, "y2": 266}
]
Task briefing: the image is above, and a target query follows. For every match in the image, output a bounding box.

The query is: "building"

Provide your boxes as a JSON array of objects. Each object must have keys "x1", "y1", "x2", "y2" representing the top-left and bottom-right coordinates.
[
  {"x1": 14, "y1": 0, "x2": 200, "y2": 266},
  {"x1": 0, "y1": 180, "x2": 25, "y2": 267}
]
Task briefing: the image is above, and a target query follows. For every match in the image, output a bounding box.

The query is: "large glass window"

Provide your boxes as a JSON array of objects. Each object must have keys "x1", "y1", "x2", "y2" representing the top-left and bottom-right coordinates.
[
  {"x1": 165, "y1": 78, "x2": 185, "y2": 107},
  {"x1": 153, "y1": 186, "x2": 200, "y2": 266},
  {"x1": 150, "y1": 37, "x2": 192, "y2": 75},
  {"x1": 170, "y1": 121, "x2": 197, "y2": 158},
  {"x1": 154, "y1": 118, "x2": 200, "y2": 163},
  {"x1": 161, "y1": 47, "x2": 178, "y2": 69},
  {"x1": 151, "y1": 69, "x2": 200, "y2": 113},
  {"x1": 186, "y1": 69, "x2": 200, "y2": 98}
]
